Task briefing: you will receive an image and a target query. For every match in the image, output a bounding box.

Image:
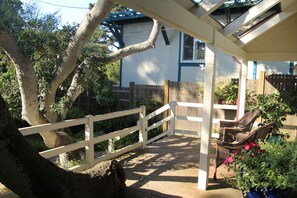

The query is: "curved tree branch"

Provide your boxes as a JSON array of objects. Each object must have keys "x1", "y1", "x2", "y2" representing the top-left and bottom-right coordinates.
[
  {"x1": 106, "y1": 19, "x2": 161, "y2": 63},
  {"x1": 0, "y1": 29, "x2": 43, "y2": 125},
  {"x1": 50, "y1": 0, "x2": 114, "y2": 92}
]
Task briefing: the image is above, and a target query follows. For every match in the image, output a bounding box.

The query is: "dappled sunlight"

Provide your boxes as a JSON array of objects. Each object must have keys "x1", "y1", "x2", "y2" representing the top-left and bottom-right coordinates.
[
  {"x1": 137, "y1": 61, "x2": 160, "y2": 84},
  {"x1": 118, "y1": 136, "x2": 242, "y2": 197}
]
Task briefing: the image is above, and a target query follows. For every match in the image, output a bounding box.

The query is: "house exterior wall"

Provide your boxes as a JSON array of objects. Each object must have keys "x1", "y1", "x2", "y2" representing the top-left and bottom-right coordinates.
[
  {"x1": 120, "y1": 21, "x2": 291, "y2": 87},
  {"x1": 121, "y1": 22, "x2": 180, "y2": 87}
]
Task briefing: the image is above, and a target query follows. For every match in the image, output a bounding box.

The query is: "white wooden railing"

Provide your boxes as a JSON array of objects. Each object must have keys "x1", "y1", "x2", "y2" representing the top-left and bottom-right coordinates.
[{"x1": 18, "y1": 101, "x2": 237, "y2": 172}]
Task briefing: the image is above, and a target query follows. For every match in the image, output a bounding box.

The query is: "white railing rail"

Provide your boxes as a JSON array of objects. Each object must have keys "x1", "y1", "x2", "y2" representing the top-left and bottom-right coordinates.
[{"x1": 17, "y1": 101, "x2": 237, "y2": 172}]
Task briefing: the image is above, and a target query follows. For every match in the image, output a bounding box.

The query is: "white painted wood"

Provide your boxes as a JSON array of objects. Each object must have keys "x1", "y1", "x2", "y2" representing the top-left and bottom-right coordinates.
[
  {"x1": 193, "y1": 0, "x2": 227, "y2": 18},
  {"x1": 92, "y1": 108, "x2": 142, "y2": 122},
  {"x1": 85, "y1": 115, "x2": 95, "y2": 167},
  {"x1": 147, "y1": 131, "x2": 169, "y2": 144},
  {"x1": 147, "y1": 116, "x2": 172, "y2": 131},
  {"x1": 224, "y1": 0, "x2": 280, "y2": 36},
  {"x1": 175, "y1": 115, "x2": 203, "y2": 122},
  {"x1": 214, "y1": 31, "x2": 248, "y2": 60},
  {"x1": 139, "y1": 106, "x2": 147, "y2": 148},
  {"x1": 116, "y1": 0, "x2": 214, "y2": 43},
  {"x1": 176, "y1": 102, "x2": 204, "y2": 108},
  {"x1": 213, "y1": 104, "x2": 237, "y2": 110},
  {"x1": 237, "y1": 60, "x2": 248, "y2": 119},
  {"x1": 198, "y1": 42, "x2": 217, "y2": 190},
  {"x1": 238, "y1": 1, "x2": 297, "y2": 46},
  {"x1": 19, "y1": 118, "x2": 88, "y2": 136},
  {"x1": 247, "y1": 52, "x2": 297, "y2": 61},
  {"x1": 93, "y1": 125, "x2": 141, "y2": 144},
  {"x1": 146, "y1": 104, "x2": 170, "y2": 120},
  {"x1": 39, "y1": 141, "x2": 88, "y2": 159}
]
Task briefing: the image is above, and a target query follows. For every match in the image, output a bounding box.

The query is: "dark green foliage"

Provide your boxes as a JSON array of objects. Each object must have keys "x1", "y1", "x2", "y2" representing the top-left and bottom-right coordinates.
[
  {"x1": 137, "y1": 98, "x2": 163, "y2": 140},
  {"x1": 25, "y1": 135, "x2": 47, "y2": 152},
  {"x1": 114, "y1": 133, "x2": 138, "y2": 150},
  {"x1": 136, "y1": 98, "x2": 162, "y2": 114},
  {"x1": 66, "y1": 107, "x2": 86, "y2": 120},
  {"x1": 249, "y1": 92, "x2": 297, "y2": 129},
  {"x1": 215, "y1": 81, "x2": 238, "y2": 104},
  {"x1": 95, "y1": 115, "x2": 137, "y2": 134},
  {"x1": 0, "y1": 50, "x2": 21, "y2": 120},
  {"x1": 0, "y1": 0, "x2": 24, "y2": 34},
  {"x1": 96, "y1": 88, "x2": 117, "y2": 108}
]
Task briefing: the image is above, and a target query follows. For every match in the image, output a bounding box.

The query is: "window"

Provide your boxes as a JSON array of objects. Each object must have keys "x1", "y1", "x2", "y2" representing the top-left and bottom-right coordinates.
[{"x1": 182, "y1": 33, "x2": 205, "y2": 62}]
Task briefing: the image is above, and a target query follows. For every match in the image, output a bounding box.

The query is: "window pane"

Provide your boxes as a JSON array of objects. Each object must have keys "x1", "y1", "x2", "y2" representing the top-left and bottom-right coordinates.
[
  {"x1": 195, "y1": 40, "x2": 205, "y2": 60},
  {"x1": 183, "y1": 34, "x2": 193, "y2": 60}
]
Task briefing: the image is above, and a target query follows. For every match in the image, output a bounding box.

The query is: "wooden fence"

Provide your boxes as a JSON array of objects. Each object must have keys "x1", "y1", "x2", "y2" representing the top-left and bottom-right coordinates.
[{"x1": 111, "y1": 73, "x2": 297, "y2": 134}]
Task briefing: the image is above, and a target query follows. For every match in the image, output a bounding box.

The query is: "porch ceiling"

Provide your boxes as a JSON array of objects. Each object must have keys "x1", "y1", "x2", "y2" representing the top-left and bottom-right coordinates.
[{"x1": 114, "y1": 0, "x2": 297, "y2": 61}]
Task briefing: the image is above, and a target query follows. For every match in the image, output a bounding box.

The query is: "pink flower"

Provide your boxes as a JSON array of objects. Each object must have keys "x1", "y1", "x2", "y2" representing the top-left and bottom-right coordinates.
[
  {"x1": 233, "y1": 149, "x2": 241, "y2": 155},
  {"x1": 244, "y1": 142, "x2": 259, "y2": 150},
  {"x1": 250, "y1": 142, "x2": 259, "y2": 148},
  {"x1": 244, "y1": 143, "x2": 251, "y2": 151},
  {"x1": 224, "y1": 156, "x2": 234, "y2": 165},
  {"x1": 250, "y1": 153, "x2": 255, "y2": 157}
]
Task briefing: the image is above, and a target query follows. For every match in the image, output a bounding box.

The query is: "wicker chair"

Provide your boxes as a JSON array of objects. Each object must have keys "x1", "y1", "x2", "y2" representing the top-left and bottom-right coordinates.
[
  {"x1": 213, "y1": 122, "x2": 276, "y2": 179},
  {"x1": 219, "y1": 108, "x2": 261, "y2": 142}
]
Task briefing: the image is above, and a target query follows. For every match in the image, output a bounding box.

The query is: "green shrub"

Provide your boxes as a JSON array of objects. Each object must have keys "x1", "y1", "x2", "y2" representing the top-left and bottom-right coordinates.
[{"x1": 249, "y1": 91, "x2": 295, "y2": 129}]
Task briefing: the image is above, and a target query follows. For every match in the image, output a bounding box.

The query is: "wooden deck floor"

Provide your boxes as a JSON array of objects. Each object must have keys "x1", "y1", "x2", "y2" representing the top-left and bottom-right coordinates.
[{"x1": 117, "y1": 135, "x2": 242, "y2": 198}]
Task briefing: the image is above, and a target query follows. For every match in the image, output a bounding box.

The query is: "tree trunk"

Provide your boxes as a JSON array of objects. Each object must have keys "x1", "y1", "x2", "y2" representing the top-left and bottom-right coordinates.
[
  {"x1": 0, "y1": 95, "x2": 126, "y2": 198},
  {"x1": 0, "y1": 0, "x2": 160, "y2": 152}
]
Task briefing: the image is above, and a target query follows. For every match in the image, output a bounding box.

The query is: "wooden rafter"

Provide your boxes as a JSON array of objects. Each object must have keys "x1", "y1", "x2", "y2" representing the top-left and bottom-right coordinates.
[
  {"x1": 192, "y1": 0, "x2": 227, "y2": 18},
  {"x1": 224, "y1": 0, "x2": 281, "y2": 37},
  {"x1": 237, "y1": 0, "x2": 297, "y2": 46}
]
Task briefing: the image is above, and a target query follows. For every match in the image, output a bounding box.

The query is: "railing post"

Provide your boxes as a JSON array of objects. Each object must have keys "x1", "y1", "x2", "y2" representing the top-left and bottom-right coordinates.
[
  {"x1": 85, "y1": 115, "x2": 94, "y2": 167},
  {"x1": 169, "y1": 101, "x2": 176, "y2": 135},
  {"x1": 139, "y1": 106, "x2": 147, "y2": 148},
  {"x1": 108, "y1": 139, "x2": 115, "y2": 153}
]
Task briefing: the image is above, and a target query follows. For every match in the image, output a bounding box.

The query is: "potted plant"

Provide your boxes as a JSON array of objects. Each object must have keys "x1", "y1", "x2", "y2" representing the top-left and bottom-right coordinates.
[{"x1": 223, "y1": 139, "x2": 297, "y2": 197}]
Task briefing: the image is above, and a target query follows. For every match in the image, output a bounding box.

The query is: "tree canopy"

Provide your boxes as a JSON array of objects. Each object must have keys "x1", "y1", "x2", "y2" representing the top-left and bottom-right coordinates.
[{"x1": 0, "y1": 0, "x2": 161, "y2": 149}]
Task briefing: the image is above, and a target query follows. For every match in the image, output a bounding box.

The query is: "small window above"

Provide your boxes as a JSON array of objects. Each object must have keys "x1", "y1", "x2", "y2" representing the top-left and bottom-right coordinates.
[{"x1": 181, "y1": 33, "x2": 205, "y2": 62}]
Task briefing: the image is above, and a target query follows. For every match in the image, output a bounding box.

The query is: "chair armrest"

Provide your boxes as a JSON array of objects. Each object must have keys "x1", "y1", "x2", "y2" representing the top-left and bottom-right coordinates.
[
  {"x1": 214, "y1": 139, "x2": 239, "y2": 147},
  {"x1": 220, "y1": 120, "x2": 237, "y2": 127}
]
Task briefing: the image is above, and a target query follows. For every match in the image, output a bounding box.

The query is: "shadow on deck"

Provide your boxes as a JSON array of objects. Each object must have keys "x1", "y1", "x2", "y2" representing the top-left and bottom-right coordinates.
[{"x1": 117, "y1": 136, "x2": 242, "y2": 198}]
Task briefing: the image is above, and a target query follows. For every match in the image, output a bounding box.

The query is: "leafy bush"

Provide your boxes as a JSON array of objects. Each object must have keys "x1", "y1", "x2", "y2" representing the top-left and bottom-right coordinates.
[
  {"x1": 214, "y1": 80, "x2": 255, "y2": 105},
  {"x1": 224, "y1": 140, "x2": 297, "y2": 195},
  {"x1": 249, "y1": 92, "x2": 295, "y2": 129}
]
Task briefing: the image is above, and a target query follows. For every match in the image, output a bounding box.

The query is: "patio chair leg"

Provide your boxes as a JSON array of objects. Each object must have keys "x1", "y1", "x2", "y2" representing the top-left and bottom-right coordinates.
[{"x1": 213, "y1": 144, "x2": 219, "y2": 180}]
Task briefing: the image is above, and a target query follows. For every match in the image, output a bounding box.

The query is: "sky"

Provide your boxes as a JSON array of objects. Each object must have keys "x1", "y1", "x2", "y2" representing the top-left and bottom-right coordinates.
[{"x1": 20, "y1": 0, "x2": 97, "y2": 25}]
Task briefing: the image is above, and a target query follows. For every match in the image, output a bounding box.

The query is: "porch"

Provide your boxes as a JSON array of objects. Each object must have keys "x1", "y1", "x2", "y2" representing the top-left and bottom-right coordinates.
[{"x1": 120, "y1": 135, "x2": 242, "y2": 197}]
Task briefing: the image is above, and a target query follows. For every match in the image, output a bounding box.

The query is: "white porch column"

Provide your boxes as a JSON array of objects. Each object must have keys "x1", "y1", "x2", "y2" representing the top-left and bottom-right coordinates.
[
  {"x1": 198, "y1": 42, "x2": 217, "y2": 190},
  {"x1": 237, "y1": 60, "x2": 248, "y2": 118}
]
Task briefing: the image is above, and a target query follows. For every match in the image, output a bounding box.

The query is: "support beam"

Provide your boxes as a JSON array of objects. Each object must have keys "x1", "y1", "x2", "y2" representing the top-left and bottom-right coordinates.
[
  {"x1": 237, "y1": 0, "x2": 297, "y2": 46},
  {"x1": 247, "y1": 52, "x2": 297, "y2": 61},
  {"x1": 224, "y1": 0, "x2": 280, "y2": 37},
  {"x1": 236, "y1": 59, "x2": 248, "y2": 119},
  {"x1": 198, "y1": 41, "x2": 216, "y2": 190},
  {"x1": 116, "y1": 0, "x2": 214, "y2": 43},
  {"x1": 193, "y1": 0, "x2": 227, "y2": 18}
]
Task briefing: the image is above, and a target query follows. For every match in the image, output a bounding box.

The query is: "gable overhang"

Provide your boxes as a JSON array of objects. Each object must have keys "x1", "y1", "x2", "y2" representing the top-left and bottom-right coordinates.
[
  {"x1": 114, "y1": 0, "x2": 297, "y2": 61},
  {"x1": 115, "y1": 0, "x2": 247, "y2": 60}
]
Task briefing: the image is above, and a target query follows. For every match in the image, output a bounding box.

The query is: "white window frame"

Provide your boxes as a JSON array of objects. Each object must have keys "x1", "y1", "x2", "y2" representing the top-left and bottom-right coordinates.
[{"x1": 180, "y1": 33, "x2": 205, "y2": 63}]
